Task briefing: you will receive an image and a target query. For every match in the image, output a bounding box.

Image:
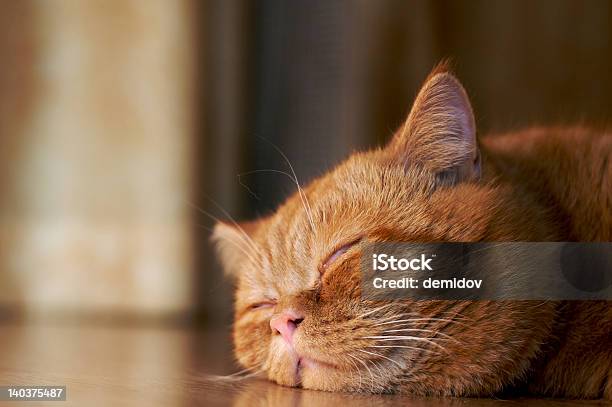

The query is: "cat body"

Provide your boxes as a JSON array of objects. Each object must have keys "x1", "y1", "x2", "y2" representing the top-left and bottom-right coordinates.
[
  {"x1": 482, "y1": 127, "x2": 612, "y2": 398},
  {"x1": 213, "y1": 65, "x2": 612, "y2": 398}
]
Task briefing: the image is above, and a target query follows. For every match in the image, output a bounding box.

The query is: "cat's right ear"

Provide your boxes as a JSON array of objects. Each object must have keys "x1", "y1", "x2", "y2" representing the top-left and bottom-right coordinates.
[
  {"x1": 212, "y1": 219, "x2": 262, "y2": 278},
  {"x1": 386, "y1": 63, "x2": 481, "y2": 183}
]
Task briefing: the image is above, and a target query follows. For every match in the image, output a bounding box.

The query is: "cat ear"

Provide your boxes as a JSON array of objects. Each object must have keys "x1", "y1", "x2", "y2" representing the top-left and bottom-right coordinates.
[
  {"x1": 212, "y1": 219, "x2": 262, "y2": 278},
  {"x1": 387, "y1": 64, "x2": 481, "y2": 183}
]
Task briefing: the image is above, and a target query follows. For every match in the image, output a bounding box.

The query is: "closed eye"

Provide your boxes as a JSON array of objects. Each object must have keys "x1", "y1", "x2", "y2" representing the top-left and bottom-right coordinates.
[
  {"x1": 320, "y1": 237, "x2": 362, "y2": 273},
  {"x1": 249, "y1": 300, "x2": 276, "y2": 311}
]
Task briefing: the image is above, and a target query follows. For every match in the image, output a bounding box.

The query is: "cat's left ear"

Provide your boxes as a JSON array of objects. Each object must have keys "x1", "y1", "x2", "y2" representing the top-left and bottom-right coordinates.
[
  {"x1": 387, "y1": 64, "x2": 481, "y2": 183},
  {"x1": 212, "y1": 219, "x2": 262, "y2": 278}
]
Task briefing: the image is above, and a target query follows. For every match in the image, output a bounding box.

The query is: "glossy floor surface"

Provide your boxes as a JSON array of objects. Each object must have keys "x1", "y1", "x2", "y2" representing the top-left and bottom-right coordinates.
[{"x1": 0, "y1": 323, "x2": 606, "y2": 406}]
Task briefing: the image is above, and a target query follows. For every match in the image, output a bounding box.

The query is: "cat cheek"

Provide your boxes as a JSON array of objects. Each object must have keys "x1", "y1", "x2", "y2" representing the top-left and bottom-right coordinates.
[
  {"x1": 320, "y1": 261, "x2": 362, "y2": 300},
  {"x1": 234, "y1": 319, "x2": 272, "y2": 367}
]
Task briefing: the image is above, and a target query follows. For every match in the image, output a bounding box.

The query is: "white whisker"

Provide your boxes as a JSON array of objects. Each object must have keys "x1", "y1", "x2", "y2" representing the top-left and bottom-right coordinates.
[
  {"x1": 196, "y1": 217, "x2": 260, "y2": 268},
  {"x1": 197, "y1": 197, "x2": 265, "y2": 259},
  {"x1": 375, "y1": 317, "x2": 467, "y2": 327},
  {"x1": 355, "y1": 303, "x2": 398, "y2": 319},
  {"x1": 367, "y1": 312, "x2": 424, "y2": 325},
  {"x1": 357, "y1": 349, "x2": 403, "y2": 370},
  {"x1": 368, "y1": 345, "x2": 441, "y2": 355},
  {"x1": 348, "y1": 353, "x2": 375, "y2": 392},
  {"x1": 257, "y1": 137, "x2": 316, "y2": 232},
  {"x1": 206, "y1": 363, "x2": 265, "y2": 381},
  {"x1": 218, "y1": 234, "x2": 262, "y2": 269},
  {"x1": 381, "y1": 328, "x2": 460, "y2": 343},
  {"x1": 345, "y1": 355, "x2": 363, "y2": 391},
  {"x1": 362, "y1": 336, "x2": 449, "y2": 351}
]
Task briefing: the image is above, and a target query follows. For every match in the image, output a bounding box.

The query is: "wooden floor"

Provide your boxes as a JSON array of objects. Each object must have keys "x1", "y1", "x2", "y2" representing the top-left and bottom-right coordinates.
[{"x1": 0, "y1": 322, "x2": 604, "y2": 406}]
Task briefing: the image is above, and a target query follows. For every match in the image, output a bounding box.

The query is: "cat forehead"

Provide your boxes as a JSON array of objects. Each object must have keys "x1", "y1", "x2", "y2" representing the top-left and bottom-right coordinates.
[
  {"x1": 259, "y1": 156, "x2": 438, "y2": 252},
  {"x1": 284, "y1": 154, "x2": 433, "y2": 207}
]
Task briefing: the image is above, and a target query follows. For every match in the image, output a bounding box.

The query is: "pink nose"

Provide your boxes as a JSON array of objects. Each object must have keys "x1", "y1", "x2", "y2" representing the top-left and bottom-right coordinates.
[{"x1": 270, "y1": 310, "x2": 304, "y2": 344}]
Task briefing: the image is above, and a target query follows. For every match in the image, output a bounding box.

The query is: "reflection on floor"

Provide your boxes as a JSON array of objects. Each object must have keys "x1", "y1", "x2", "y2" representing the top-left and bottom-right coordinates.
[{"x1": 0, "y1": 323, "x2": 601, "y2": 406}]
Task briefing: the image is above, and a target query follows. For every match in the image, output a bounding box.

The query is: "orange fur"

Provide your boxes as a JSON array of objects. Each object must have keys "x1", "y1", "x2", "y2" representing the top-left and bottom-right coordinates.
[{"x1": 212, "y1": 65, "x2": 611, "y2": 398}]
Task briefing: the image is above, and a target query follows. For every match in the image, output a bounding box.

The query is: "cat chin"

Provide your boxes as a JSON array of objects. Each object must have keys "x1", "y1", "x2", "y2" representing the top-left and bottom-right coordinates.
[
  {"x1": 277, "y1": 353, "x2": 396, "y2": 393},
  {"x1": 267, "y1": 337, "x2": 345, "y2": 389},
  {"x1": 266, "y1": 350, "x2": 300, "y2": 387},
  {"x1": 299, "y1": 367, "x2": 396, "y2": 393}
]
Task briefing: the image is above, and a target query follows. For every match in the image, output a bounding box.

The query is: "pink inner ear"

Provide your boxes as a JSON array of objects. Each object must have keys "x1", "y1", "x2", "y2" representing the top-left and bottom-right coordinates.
[{"x1": 322, "y1": 239, "x2": 360, "y2": 271}]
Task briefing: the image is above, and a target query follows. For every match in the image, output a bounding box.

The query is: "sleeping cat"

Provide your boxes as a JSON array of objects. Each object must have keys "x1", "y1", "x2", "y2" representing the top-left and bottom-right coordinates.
[{"x1": 212, "y1": 64, "x2": 612, "y2": 398}]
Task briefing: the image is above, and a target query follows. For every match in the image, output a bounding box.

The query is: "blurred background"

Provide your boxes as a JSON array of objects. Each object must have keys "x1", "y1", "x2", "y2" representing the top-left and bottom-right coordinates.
[{"x1": 1, "y1": 0, "x2": 611, "y2": 329}]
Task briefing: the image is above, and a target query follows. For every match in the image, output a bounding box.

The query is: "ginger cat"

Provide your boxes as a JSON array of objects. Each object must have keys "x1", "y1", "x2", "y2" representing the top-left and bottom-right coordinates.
[{"x1": 213, "y1": 64, "x2": 611, "y2": 398}]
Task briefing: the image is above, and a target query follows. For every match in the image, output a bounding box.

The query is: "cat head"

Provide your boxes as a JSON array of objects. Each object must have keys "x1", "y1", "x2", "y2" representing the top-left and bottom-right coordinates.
[{"x1": 212, "y1": 65, "x2": 556, "y2": 395}]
